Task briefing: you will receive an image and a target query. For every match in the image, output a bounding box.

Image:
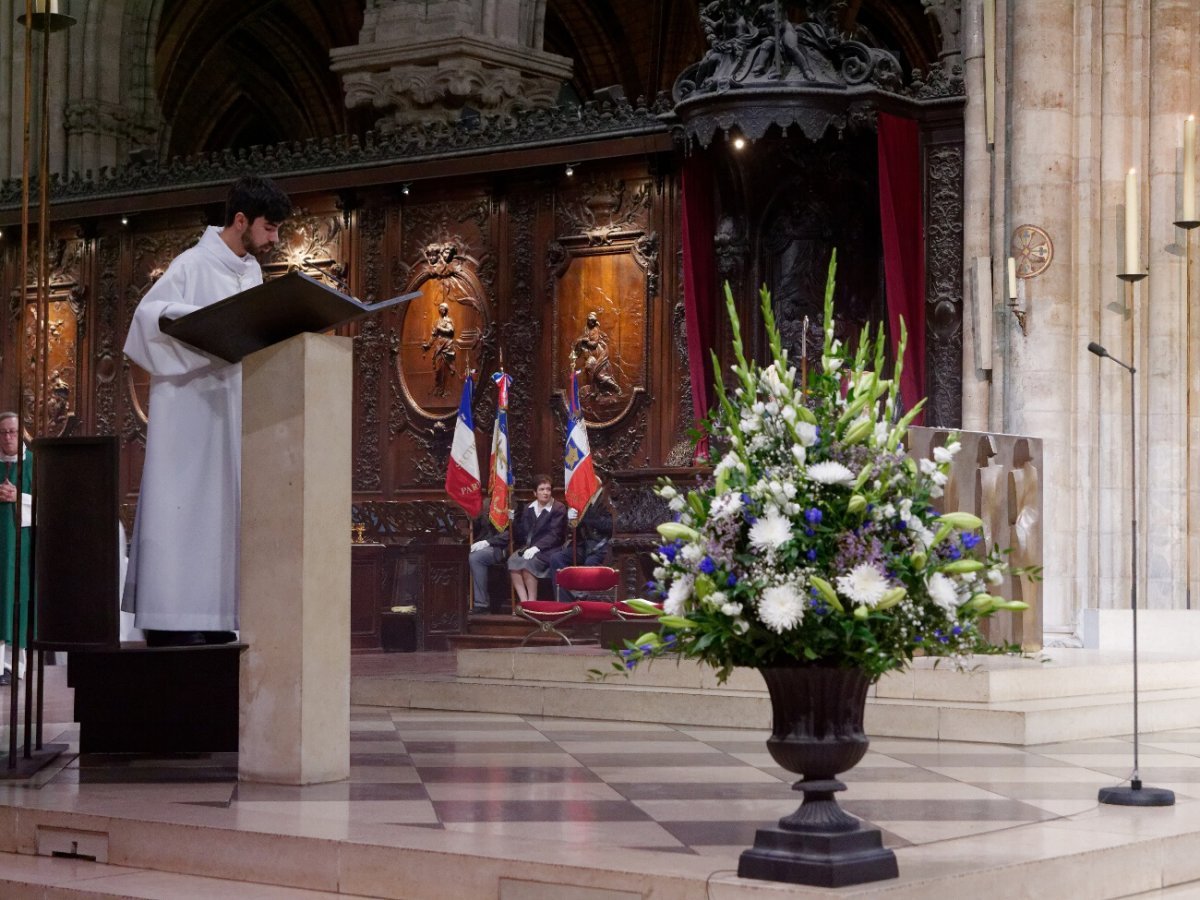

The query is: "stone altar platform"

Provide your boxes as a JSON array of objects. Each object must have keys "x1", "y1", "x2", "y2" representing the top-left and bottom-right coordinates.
[
  {"x1": 351, "y1": 646, "x2": 1200, "y2": 746},
  {"x1": 0, "y1": 661, "x2": 1198, "y2": 898}
]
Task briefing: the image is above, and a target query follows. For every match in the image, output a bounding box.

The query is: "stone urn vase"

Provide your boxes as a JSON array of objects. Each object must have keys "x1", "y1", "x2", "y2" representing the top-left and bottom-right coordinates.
[{"x1": 737, "y1": 665, "x2": 899, "y2": 887}]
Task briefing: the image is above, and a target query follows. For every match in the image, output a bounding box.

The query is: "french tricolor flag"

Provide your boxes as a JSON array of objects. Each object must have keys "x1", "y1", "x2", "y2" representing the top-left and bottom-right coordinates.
[
  {"x1": 445, "y1": 373, "x2": 482, "y2": 517},
  {"x1": 564, "y1": 371, "x2": 600, "y2": 517}
]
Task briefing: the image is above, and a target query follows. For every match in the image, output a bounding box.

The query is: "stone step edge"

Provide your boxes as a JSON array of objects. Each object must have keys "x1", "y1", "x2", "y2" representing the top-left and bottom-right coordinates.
[
  {"x1": 355, "y1": 676, "x2": 1200, "y2": 743},
  {"x1": 0, "y1": 850, "x2": 370, "y2": 899},
  {"x1": 3, "y1": 795, "x2": 1199, "y2": 900},
  {"x1": 354, "y1": 671, "x2": 1200, "y2": 714},
  {"x1": 452, "y1": 650, "x2": 1200, "y2": 702}
]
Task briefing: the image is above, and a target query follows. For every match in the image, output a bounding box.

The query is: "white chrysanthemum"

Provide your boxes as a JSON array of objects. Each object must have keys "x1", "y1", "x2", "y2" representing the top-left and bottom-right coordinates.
[
  {"x1": 836, "y1": 562, "x2": 890, "y2": 608},
  {"x1": 680, "y1": 542, "x2": 704, "y2": 564},
  {"x1": 807, "y1": 461, "x2": 855, "y2": 485},
  {"x1": 721, "y1": 601, "x2": 743, "y2": 617},
  {"x1": 758, "y1": 583, "x2": 805, "y2": 633},
  {"x1": 986, "y1": 568, "x2": 1004, "y2": 585},
  {"x1": 919, "y1": 457, "x2": 938, "y2": 475},
  {"x1": 749, "y1": 510, "x2": 792, "y2": 551},
  {"x1": 926, "y1": 572, "x2": 958, "y2": 614},
  {"x1": 664, "y1": 576, "x2": 693, "y2": 616}
]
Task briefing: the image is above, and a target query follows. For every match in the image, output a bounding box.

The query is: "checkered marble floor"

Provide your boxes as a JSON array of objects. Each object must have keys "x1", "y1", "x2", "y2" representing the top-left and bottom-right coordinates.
[{"x1": 28, "y1": 710, "x2": 1199, "y2": 867}]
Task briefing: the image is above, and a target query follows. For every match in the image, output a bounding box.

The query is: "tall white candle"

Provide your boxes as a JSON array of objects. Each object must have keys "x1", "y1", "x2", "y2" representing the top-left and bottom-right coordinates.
[
  {"x1": 33, "y1": 0, "x2": 59, "y2": 13},
  {"x1": 1185, "y1": 116, "x2": 1196, "y2": 221},
  {"x1": 1125, "y1": 168, "x2": 1139, "y2": 274},
  {"x1": 1007, "y1": 257, "x2": 1018, "y2": 300}
]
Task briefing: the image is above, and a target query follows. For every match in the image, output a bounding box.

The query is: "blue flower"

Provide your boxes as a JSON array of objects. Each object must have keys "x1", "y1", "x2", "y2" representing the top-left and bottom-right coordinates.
[
  {"x1": 699, "y1": 556, "x2": 716, "y2": 574},
  {"x1": 805, "y1": 528, "x2": 815, "y2": 537},
  {"x1": 620, "y1": 648, "x2": 633, "y2": 658},
  {"x1": 638, "y1": 643, "x2": 653, "y2": 653},
  {"x1": 893, "y1": 519, "x2": 907, "y2": 531},
  {"x1": 939, "y1": 635, "x2": 950, "y2": 644},
  {"x1": 944, "y1": 544, "x2": 962, "y2": 561},
  {"x1": 961, "y1": 532, "x2": 981, "y2": 550},
  {"x1": 913, "y1": 634, "x2": 923, "y2": 642},
  {"x1": 951, "y1": 626, "x2": 963, "y2": 636},
  {"x1": 805, "y1": 508, "x2": 823, "y2": 525},
  {"x1": 663, "y1": 634, "x2": 677, "y2": 646},
  {"x1": 726, "y1": 573, "x2": 738, "y2": 587},
  {"x1": 806, "y1": 549, "x2": 818, "y2": 561},
  {"x1": 660, "y1": 543, "x2": 678, "y2": 562},
  {"x1": 625, "y1": 659, "x2": 637, "y2": 670}
]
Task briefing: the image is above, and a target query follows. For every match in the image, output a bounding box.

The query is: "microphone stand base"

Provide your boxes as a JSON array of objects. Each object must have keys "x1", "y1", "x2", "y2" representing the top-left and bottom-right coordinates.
[{"x1": 1098, "y1": 784, "x2": 1176, "y2": 807}]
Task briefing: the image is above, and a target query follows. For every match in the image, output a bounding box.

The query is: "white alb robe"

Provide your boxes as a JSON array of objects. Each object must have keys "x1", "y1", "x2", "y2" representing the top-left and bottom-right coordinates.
[{"x1": 122, "y1": 226, "x2": 261, "y2": 631}]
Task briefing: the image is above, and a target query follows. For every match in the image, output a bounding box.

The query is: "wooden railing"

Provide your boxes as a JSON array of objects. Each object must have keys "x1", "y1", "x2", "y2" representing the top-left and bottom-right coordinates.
[{"x1": 908, "y1": 427, "x2": 1044, "y2": 651}]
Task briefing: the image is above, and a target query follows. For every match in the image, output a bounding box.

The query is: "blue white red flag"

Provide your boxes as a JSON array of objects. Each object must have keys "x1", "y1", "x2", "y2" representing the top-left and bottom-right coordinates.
[
  {"x1": 563, "y1": 371, "x2": 600, "y2": 517},
  {"x1": 445, "y1": 373, "x2": 482, "y2": 517},
  {"x1": 488, "y1": 371, "x2": 514, "y2": 531}
]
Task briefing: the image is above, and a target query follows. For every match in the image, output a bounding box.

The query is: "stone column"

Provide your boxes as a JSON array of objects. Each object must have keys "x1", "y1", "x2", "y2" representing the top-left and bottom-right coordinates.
[
  {"x1": 959, "y1": 0, "x2": 992, "y2": 431},
  {"x1": 1004, "y1": 0, "x2": 1078, "y2": 631},
  {"x1": 239, "y1": 333, "x2": 352, "y2": 785},
  {"x1": 1144, "y1": 0, "x2": 1193, "y2": 608},
  {"x1": 330, "y1": 0, "x2": 572, "y2": 130}
]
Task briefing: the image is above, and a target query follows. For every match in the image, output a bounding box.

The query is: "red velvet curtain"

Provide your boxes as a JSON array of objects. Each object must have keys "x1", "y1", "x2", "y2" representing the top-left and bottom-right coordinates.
[
  {"x1": 876, "y1": 113, "x2": 925, "y2": 422},
  {"x1": 681, "y1": 153, "x2": 717, "y2": 460}
]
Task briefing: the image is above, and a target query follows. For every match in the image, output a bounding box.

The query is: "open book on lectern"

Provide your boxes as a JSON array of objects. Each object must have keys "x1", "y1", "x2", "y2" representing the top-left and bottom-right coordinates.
[{"x1": 160, "y1": 271, "x2": 420, "y2": 364}]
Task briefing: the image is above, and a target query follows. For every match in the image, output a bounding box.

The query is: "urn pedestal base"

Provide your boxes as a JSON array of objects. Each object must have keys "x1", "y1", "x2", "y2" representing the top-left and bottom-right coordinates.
[{"x1": 738, "y1": 823, "x2": 898, "y2": 887}]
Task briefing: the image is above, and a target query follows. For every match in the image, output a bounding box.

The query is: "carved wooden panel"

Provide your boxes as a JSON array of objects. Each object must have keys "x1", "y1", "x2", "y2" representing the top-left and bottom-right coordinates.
[
  {"x1": 397, "y1": 242, "x2": 489, "y2": 417},
  {"x1": 12, "y1": 238, "x2": 87, "y2": 437}
]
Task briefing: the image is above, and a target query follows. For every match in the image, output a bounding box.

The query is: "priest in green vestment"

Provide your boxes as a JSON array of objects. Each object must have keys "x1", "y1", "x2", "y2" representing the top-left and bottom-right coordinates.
[{"x1": 0, "y1": 412, "x2": 31, "y2": 684}]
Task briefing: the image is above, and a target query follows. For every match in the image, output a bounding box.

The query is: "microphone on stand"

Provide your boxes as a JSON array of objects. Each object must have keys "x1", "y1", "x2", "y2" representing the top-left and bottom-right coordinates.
[{"x1": 1088, "y1": 339, "x2": 1173, "y2": 807}]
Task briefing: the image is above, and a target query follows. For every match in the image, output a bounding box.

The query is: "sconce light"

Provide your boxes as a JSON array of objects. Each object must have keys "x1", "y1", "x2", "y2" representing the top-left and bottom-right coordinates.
[
  {"x1": 120, "y1": 216, "x2": 129, "y2": 227},
  {"x1": 732, "y1": 135, "x2": 747, "y2": 151},
  {"x1": 401, "y1": 183, "x2": 411, "y2": 196},
  {"x1": 565, "y1": 163, "x2": 576, "y2": 177}
]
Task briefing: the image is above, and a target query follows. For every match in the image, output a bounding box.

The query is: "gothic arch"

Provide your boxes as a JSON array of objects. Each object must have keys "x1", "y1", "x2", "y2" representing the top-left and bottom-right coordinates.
[{"x1": 155, "y1": 0, "x2": 366, "y2": 156}]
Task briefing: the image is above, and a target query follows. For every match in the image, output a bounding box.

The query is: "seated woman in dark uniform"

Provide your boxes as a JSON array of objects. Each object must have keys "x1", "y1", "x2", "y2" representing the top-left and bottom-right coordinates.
[{"x1": 507, "y1": 475, "x2": 567, "y2": 603}]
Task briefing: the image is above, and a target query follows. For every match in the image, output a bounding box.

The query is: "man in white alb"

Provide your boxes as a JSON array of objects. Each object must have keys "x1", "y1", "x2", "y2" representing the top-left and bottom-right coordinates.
[{"x1": 122, "y1": 175, "x2": 290, "y2": 647}]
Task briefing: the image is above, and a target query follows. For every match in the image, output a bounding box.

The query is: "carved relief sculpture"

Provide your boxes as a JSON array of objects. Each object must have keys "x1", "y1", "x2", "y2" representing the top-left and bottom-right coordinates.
[
  {"x1": 397, "y1": 239, "x2": 489, "y2": 419},
  {"x1": 570, "y1": 310, "x2": 621, "y2": 399},
  {"x1": 422, "y1": 301, "x2": 459, "y2": 397}
]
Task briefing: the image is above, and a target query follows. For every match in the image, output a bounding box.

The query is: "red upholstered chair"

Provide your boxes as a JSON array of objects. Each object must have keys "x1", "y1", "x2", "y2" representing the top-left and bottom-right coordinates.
[
  {"x1": 555, "y1": 565, "x2": 619, "y2": 603},
  {"x1": 514, "y1": 567, "x2": 660, "y2": 646}
]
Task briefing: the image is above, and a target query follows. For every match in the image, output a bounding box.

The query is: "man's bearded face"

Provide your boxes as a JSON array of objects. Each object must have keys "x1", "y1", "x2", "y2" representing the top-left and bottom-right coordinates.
[{"x1": 241, "y1": 216, "x2": 280, "y2": 258}]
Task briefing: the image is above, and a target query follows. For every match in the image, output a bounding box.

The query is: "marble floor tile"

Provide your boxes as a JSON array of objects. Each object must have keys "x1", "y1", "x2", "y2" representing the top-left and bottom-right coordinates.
[
  {"x1": 433, "y1": 798, "x2": 651, "y2": 823},
  {"x1": 423, "y1": 782, "x2": 626, "y2": 802},
  {"x1": 554, "y1": 740, "x2": 731, "y2": 755},
  {"x1": 408, "y1": 752, "x2": 583, "y2": 767},
  {"x1": 871, "y1": 818, "x2": 1033, "y2": 844},
  {"x1": 926, "y1": 766, "x2": 1115, "y2": 783},
  {"x1": 590, "y1": 766, "x2": 783, "y2": 784},
  {"x1": 442, "y1": 819, "x2": 686, "y2": 848},
  {"x1": 230, "y1": 799, "x2": 440, "y2": 826}
]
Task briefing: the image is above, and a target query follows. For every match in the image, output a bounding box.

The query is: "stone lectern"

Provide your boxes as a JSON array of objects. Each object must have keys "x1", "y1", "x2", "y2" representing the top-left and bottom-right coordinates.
[{"x1": 163, "y1": 273, "x2": 416, "y2": 785}]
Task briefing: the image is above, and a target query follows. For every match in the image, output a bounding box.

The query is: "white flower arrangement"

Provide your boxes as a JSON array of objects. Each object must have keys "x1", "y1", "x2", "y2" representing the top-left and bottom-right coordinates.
[{"x1": 611, "y1": 253, "x2": 1036, "y2": 683}]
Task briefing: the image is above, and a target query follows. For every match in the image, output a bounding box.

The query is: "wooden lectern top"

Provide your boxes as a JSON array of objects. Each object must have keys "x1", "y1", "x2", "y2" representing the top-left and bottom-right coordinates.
[{"x1": 161, "y1": 271, "x2": 419, "y2": 363}]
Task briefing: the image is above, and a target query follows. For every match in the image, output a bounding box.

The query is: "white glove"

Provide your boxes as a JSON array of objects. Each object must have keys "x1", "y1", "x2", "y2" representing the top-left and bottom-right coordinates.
[
  {"x1": 470, "y1": 540, "x2": 489, "y2": 552},
  {"x1": 523, "y1": 546, "x2": 539, "y2": 559},
  {"x1": 567, "y1": 508, "x2": 578, "y2": 521}
]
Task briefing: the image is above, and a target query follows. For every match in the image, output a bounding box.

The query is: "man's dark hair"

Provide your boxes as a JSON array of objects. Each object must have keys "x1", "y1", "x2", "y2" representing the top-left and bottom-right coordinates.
[
  {"x1": 225, "y1": 175, "x2": 291, "y2": 227},
  {"x1": 534, "y1": 474, "x2": 553, "y2": 490}
]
